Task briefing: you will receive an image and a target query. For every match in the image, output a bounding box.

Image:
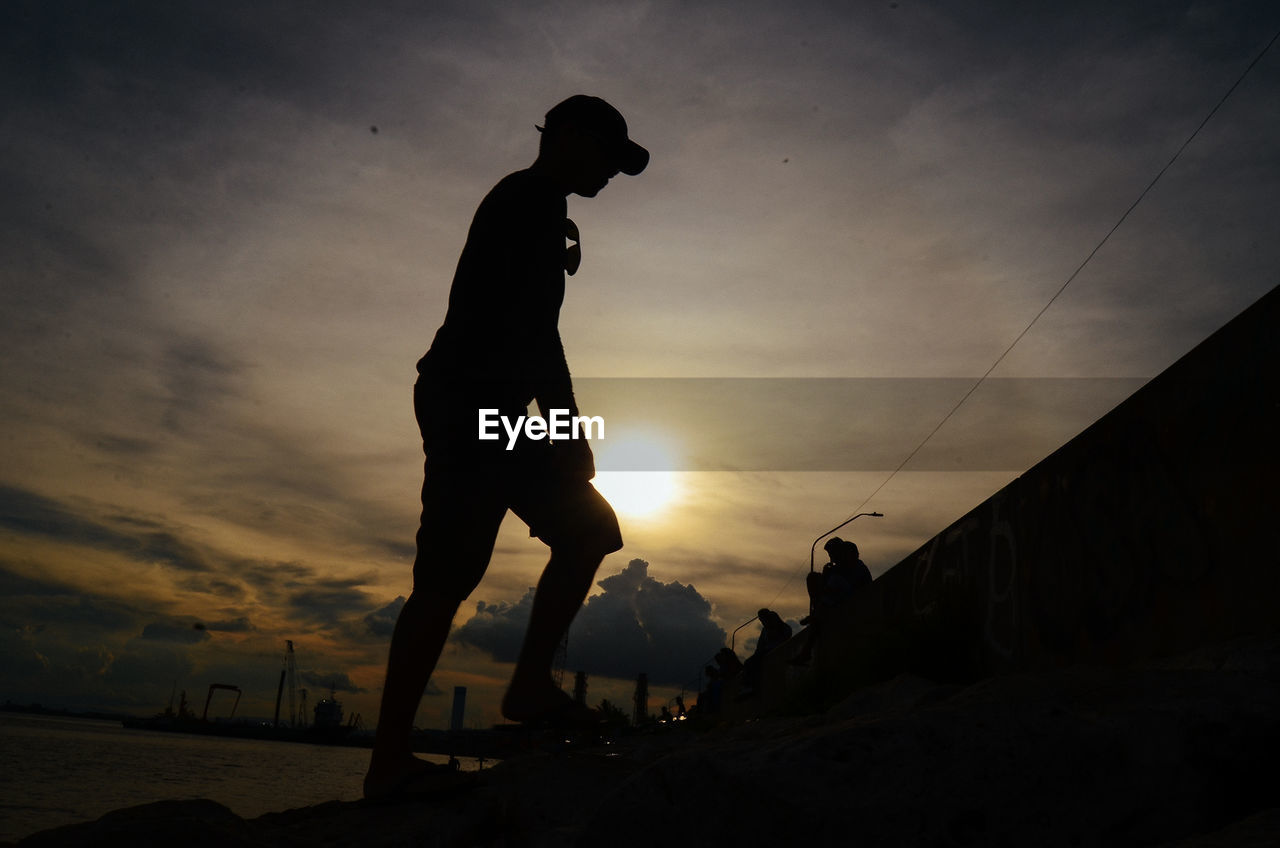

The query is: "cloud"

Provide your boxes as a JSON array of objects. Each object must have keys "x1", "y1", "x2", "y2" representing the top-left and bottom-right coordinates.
[
  {"x1": 203, "y1": 616, "x2": 254, "y2": 633},
  {"x1": 0, "y1": 481, "x2": 410, "y2": 662},
  {"x1": 0, "y1": 625, "x2": 51, "y2": 680},
  {"x1": 0, "y1": 563, "x2": 214, "y2": 707},
  {"x1": 69, "y1": 643, "x2": 115, "y2": 679},
  {"x1": 363, "y1": 596, "x2": 405, "y2": 638},
  {"x1": 0, "y1": 564, "x2": 145, "y2": 636},
  {"x1": 300, "y1": 669, "x2": 368, "y2": 695},
  {"x1": 453, "y1": 559, "x2": 726, "y2": 687},
  {"x1": 156, "y1": 338, "x2": 248, "y2": 436},
  {"x1": 134, "y1": 531, "x2": 213, "y2": 572},
  {"x1": 0, "y1": 563, "x2": 79, "y2": 599},
  {"x1": 452, "y1": 590, "x2": 536, "y2": 664},
  {"x1": 0, "y1": 556, "x2": 379, "y2": 714},
  {"x1": 569, "y1": 559, "x2": 727, "y2": 686},
  {"x1": 0, "y1": 485, "x2": 213, "y2": 572},
  {"x1": 177, "y1": 574, "x2": 248, "y2": 600},
  {"x1": 236, "y1": 559, "x2": 316, "y2": 593},
  {"x1": 286, "y1": 577, "x2": 376, "y2": 627},
  {"x1": 140, "y1": 619, "x2": 212, "y2": 644},
  {"x1": 102, "y1": 644, "x2": 197, "y2": 703}
]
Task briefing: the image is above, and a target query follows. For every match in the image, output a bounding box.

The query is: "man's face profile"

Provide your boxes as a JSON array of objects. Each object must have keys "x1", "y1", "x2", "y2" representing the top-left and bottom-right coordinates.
[{"x1": 555, "y1": 125, "x2": 621, "y2": 198}]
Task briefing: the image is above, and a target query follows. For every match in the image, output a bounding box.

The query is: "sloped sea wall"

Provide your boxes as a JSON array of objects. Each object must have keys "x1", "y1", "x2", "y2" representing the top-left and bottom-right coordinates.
[{"x1": 727, "y1": 283, "x2": 1279, "y2": 717}]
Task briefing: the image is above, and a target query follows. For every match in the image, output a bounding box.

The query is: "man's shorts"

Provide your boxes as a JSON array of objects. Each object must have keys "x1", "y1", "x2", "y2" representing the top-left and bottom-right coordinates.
[{"x1": 411, "y1": 381, "x2": 623, "y2": 600}]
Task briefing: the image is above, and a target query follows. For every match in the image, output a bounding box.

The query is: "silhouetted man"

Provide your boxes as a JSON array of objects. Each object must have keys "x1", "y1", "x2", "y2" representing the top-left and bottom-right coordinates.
[{"x1": 364, "y1": 96, "x2": 648, "y2": 799}]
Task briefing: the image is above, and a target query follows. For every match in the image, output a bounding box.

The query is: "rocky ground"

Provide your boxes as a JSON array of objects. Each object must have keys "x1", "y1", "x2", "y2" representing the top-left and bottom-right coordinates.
[{"x1": 10, "y1": 635, "x2": 1280, "y2": 847}]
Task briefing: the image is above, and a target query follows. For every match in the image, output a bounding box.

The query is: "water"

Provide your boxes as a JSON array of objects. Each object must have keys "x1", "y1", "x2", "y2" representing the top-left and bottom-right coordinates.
[{"x1": 0, "y1": 713, "x2": 469, "y2": 843}]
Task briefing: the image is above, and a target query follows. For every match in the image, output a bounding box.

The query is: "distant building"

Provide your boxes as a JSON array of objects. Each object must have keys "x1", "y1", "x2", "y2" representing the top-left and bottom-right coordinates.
[
  {"x1": 450, "y1": 686, "x2": 467, "y2": 731},
  {"x1": 313, "y1": 687, "x2": 343, "y2": 729},
  {"x1": 633, "y1": 673, "x2": 649, "y2": 726}
]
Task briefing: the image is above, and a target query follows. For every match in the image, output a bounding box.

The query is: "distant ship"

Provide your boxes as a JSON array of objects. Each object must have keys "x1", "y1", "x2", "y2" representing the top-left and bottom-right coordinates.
[
  {"x1": 312, "y1": 687, "x2": 345, "y2": 730},
  {"x1": 121, "y1": 642, "x2": 366, "y2": 747}
]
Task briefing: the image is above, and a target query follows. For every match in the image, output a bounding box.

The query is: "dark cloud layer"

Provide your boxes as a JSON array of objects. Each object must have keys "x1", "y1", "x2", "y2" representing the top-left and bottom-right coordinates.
[
  {"x1": 140, "y1": 619, "x2": 212, "y2": 644},
  {"x1": 0, "y1": 485, "x2": 212, "y2": 572},
  {"x1": 0, "y1": 564, "x2": 144, "y2": 638},
  {"x1": 300, "y1": 669, "x2": 368, "y2": 695},
  {"x1": 0, "y1": 560, "x2": 372, "y2": 712},
  {"x1": 363, "y1": 596, "x2": 405, "y2": 638},
  {"x1": 454, "y1": 559, "x2": 726, "y2": 686},
  {"x1": 453, "y1": 590, "x2": 536, "y2": 665},
  {"x1": 0, "y1": 564, "x2": 167, "y2": 707},
  {"x1": 570, "y1": 559, "x2": 727, "y2": 686},
  {"x1": 286, "y1": 577, "x2": 376, "y2": 628},
  {"x1": 203, "y1": 616, "x2": 254, "y2": 632},
  {"x1": 0, "y1": 486, "x2": 388, "y2": 641}
]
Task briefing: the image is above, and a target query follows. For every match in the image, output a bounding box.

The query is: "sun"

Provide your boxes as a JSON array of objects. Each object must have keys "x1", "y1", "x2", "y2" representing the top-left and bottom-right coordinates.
[{"x1": 591, "y1": 433, "x2": 682, "y2": 520}]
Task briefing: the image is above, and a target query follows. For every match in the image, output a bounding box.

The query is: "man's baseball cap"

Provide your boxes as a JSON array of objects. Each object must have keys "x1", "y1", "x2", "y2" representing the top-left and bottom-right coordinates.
[{"x1": 539, "y1": 95, "x2": 649, "y2": 176}]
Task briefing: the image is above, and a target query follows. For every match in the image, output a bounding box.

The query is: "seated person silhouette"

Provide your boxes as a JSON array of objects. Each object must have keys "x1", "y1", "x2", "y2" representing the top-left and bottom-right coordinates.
[
  {"x1": 793, "y1": 536, "x2": 873, "y2": 665},
  {"x1": 807, "y1": 536, "x2": 871, "y2": 615},
  {"x1": 740, "y1": 608, "x2": 794, "y2": 696},
  {"x1": 700, "y1": 665, "x2": 724, "y2": 715},
  {"x1": 715, "y1": 646, "x2": 744, "y2": 677},
  {"x1": 364, "y1": 95, "x2": 649, "y2": 799}
]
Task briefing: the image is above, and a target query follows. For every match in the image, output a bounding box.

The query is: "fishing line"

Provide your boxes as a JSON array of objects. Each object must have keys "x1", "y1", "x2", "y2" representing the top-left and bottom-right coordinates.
[{"x1": 766, "y1": 23, "x2": 1280, "y2": 611}]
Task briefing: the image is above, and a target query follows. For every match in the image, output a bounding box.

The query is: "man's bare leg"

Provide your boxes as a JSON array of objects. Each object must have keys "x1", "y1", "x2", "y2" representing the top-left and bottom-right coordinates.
[
  {"x1": 502, "y1": 545, "x2": 604, "y2": 720},
  {"x1": 364, "y1": 590, "x2": 461, "y2": 798}
]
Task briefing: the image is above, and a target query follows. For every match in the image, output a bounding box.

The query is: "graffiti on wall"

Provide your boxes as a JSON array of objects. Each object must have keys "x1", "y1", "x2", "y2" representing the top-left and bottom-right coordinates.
[
  {"x1": 866, "y1": 287, "x2": 1279, "y2": 681},
  {"x1": 886, "y1": 414, "x2": 1220, "y2": 675}
]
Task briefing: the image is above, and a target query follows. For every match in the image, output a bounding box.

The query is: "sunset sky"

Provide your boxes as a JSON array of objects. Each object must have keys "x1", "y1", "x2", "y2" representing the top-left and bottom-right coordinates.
[{"x1": 2, "y1": 0, "x2": 1278, "y2": 729}]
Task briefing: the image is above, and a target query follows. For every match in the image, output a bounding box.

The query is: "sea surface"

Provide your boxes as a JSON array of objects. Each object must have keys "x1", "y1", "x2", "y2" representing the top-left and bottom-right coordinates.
[{"x1": 0, "y1": 713, "x2": 473, "y2": 843}]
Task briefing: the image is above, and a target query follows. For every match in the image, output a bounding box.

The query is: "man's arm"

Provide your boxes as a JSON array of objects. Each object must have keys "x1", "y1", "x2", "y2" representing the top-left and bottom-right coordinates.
[
  {"x1": 534, "y1": 332, "x2": 596, "y2": 481},
  {"x1": 533, "y1": 330, "x2": 577, "y2": 418}
]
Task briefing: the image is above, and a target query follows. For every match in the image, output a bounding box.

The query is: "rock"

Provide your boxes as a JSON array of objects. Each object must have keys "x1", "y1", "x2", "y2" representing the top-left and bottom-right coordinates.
[
  {"x1": 578, "y1": 639, "x2": 1280, "y2": 847},
  {"x1": 14, "y1": 799, "x2": 265, "y2": 847},
  {"x1": 15, "y1": 637, "x2": 1280, "y2": 847}
]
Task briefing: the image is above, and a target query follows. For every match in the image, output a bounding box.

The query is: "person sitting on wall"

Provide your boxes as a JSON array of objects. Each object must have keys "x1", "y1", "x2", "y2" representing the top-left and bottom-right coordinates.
[
  {"x1": 715, "y1": 646, "x2": 744, "y2": 678},
  {"x1": 792, "y1": 537, "x2": 873, "y2": 666},
  {"x1": 806, "y1": 537, "x2": 871, "y2": 619},
  {"x1": 699, "y1": 664, "x2": 725, "y2": 716},
  {"x1": 739, "y1": 608, "x2": 794, "y2": 696}
]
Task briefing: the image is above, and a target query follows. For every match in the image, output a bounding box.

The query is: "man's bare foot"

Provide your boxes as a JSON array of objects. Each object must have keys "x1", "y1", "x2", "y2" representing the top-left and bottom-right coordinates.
[
  {"x1": 502, "y1": 676, "x2": 605, "y2": 727},
  {"x1": 501, "y1": 676, "x2": 575, "y2": 723},
  {"x1": 363, "y1": 753, "x2": 460, "y2": 800}
]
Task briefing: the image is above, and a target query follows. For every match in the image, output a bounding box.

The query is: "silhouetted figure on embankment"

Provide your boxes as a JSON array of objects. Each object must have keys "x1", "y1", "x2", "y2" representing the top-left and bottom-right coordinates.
[
  {"x1": 715, "y1": 646, "x2": 744, "y2": 678},
  {"x1": 700, "y1": 665, "x2": 723, "y2": 714},
  {"x1": 740, "y1": 608, "x2": 794, "y2": 696},
  {"x1": 792, "y1": 536, "x2": 872, "y2": 666},
  {"x1": 811, "y1": 537, "x2": 872, "y2": 606},
  {"x1": 364, "y1": 95, "x2": 649, "y2": 800}
]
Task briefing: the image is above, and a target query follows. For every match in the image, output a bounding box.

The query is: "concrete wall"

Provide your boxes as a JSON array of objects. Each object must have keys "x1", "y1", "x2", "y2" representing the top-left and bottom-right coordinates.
[{"x1": 723, "y1": 283, "x2": 1279, "y2": 717}]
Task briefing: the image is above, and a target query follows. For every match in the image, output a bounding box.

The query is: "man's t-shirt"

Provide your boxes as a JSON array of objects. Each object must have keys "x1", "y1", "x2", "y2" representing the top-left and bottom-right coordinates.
[{"x1": 416, "y1": 169, "x2": 576, "y2": 449}]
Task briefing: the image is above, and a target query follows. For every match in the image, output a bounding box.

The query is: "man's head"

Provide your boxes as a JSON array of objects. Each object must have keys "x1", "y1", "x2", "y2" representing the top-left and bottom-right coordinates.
[
  {"x1": 536, "y1": 95, "x2": 648, "y2": 197},
  {"x1": 825, "y1": 537, "x2": 859, "y2": 562}
]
